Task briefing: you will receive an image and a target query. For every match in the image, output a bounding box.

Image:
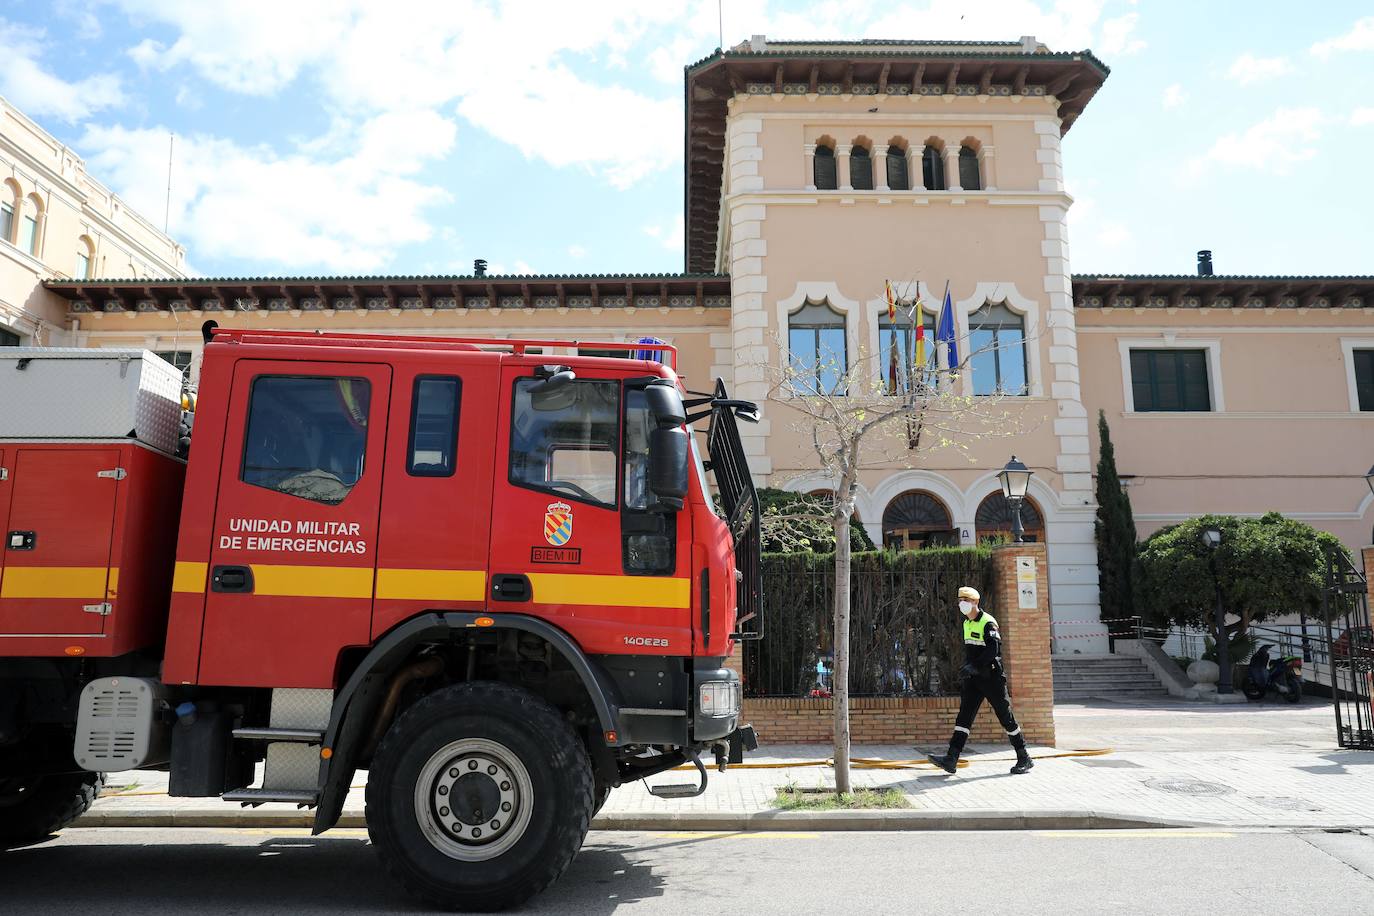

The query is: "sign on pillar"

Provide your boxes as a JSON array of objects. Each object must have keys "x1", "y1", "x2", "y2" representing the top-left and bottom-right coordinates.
[{"x1": 1016, "y1": 556, "x2": 1038, "y2": 610}]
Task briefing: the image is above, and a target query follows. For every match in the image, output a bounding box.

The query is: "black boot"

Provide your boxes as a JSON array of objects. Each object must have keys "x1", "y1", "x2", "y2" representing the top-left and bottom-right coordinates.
[
  {"x1": 1009, "y1": 741, "x2": 1034, "y2": 775},
  {"x1": 928, "y1": 730, "x2": 967, "y2": 774}
]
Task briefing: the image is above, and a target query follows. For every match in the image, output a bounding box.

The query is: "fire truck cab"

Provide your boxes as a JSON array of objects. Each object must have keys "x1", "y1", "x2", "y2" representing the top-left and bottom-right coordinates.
[{"x1": 0, "y1": 328, "x2": 761, "y2": 911}]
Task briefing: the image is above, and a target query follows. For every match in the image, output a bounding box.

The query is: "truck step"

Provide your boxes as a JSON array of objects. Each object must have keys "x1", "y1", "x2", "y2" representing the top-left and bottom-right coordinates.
[
  {"x1": 233, "y1": 727, "x2": 324, "y2": 743},
  {"x1": 222, "y1": 788, "x2": 319, "y2": 807},
  {"x1": 647, "y1": 753, "x2": 707, "y2": 799}
]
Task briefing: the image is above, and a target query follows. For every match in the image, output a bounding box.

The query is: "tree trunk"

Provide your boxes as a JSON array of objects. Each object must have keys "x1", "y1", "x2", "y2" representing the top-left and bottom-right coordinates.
[{"x1": 832, "y1": 482, "x2": 856, "y2": 796}]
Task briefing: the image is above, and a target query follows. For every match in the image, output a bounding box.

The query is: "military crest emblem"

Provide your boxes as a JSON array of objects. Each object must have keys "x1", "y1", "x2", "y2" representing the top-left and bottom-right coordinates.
[{"x1": 544, "y1": 501, "x2": 574, "y2": 546}]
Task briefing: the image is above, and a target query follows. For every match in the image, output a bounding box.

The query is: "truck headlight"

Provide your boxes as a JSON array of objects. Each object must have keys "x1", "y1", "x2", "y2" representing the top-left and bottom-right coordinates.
[{"x1": 698, "y1": 680, "x2": 741, "y2": 717}]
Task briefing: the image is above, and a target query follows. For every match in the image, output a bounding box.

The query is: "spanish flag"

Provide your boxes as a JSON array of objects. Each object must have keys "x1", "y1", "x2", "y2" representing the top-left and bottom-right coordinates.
[{"x1": 886, "y1": 280, "x2": 895, "y2": 321}]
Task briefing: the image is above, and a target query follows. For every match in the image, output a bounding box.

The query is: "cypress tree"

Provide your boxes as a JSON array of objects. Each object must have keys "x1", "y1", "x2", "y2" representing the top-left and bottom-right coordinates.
[{"x1": 1094, "y1": 410, "x2": 1137, "y2": 621}]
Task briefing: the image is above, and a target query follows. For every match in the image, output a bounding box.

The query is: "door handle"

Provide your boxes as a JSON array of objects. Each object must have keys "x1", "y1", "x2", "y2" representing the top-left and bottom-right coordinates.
[
  {"x1": 211, "y1": 565, "x2": 255, "y2": 594},
  {"x1": 491, "y1": 574, "x2": 532, "y2": 602}
]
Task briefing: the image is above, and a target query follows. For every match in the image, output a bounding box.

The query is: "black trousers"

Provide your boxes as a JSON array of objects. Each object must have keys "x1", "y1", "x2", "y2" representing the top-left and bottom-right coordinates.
[{"x1": 948, "y1": 673, "x2": 1025, "y2": 754}]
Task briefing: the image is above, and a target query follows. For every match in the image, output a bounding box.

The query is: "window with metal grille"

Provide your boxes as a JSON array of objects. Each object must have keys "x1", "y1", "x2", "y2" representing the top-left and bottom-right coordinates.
[
  {"x1": 788, "y1": 300, "x2": 847, "y2": 395},
  {"x1": 887, "y1": 148, "x2": 909, "y2": 190},
  {"x1": 882, "y1": 490, "x2": 956, "y2": 550},
  {"x1": 879, "y1": 309, "x2": 937, "y2": 394},
  {"x1": 814, "y1": 145, "x2": 837, "y2": 189},
  {"x1": 921, "y1": 145, "x2": 945, "y2": 190},
  {"x1": 1355, "y1": 349, "x2": 1374, "y2": 411},
  {"x1": 958, "y1": 146, "x2": 982, "y2": 190},
  {"x1": 154, "y1": 350, "x2": 192, "y2": 377},
  {"x1": 850, "y1": 146, "x2": 873, "y2": 190},
  {"x1": 1129, "y1": 349, "x2": 1212, "y2": 412},
  {"x1": 407, "y1": 376, "x2": 461, "y2": 476},
  {"x1": 969, "y1": 303, "x2": 1027, "y2": 396},
  {"x1": 0, "y1": 326, "x2": 19, "y2": 347},
  {"x1": 975, "y1": 492, "x2": 1044, "y2": 543}
]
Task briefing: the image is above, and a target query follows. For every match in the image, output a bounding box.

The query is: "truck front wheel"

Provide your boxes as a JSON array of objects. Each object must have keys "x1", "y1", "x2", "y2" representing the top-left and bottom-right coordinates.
[
  {"x1": 0, "y1": 772, "x2": 104, "y2": 848},
  {"x1": 366, "y1": 682, "x2": 594, "y2": 912}
]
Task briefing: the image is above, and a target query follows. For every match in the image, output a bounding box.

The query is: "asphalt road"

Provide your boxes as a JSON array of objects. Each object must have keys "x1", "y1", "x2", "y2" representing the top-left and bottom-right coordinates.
[{"x1": 3, "y1": 827, "x2": 1372, "y2": 915}]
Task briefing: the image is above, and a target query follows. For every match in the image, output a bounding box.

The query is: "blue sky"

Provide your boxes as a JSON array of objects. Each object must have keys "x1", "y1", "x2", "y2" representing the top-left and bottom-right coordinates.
[{"x1": 2, "y1": 1, "x2": 1371, "y2": 279}]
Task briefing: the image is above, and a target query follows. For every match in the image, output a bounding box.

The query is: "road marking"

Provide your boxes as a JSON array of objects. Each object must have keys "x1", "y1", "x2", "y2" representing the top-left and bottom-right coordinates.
[
  {"x1": 1033, "y1": 829, "x2": 1236, "y2": 840},
  {"x1": 651, "y1": 832, "x2": 822, "y2": 839}
]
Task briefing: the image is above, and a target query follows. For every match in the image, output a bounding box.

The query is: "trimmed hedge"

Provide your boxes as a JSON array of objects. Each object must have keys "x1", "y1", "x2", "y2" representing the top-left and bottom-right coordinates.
[{"x1": 745, "y1": 547, "x2": 997, "y2": 698}]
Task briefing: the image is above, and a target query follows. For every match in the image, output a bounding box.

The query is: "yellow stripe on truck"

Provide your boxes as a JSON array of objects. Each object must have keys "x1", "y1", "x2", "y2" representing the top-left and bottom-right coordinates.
[
  {"x1": 250, "y1": 565, "x2": 375, "y2": 599},
  {"x1": 527, "y1": 572, "x2": 690, "y2": 609},
  {"x1": 172, "y1": 561, "x2": 208, "y2": 593},
  {"x1": 0, "y1": 566, "x2": 115, "y2": 599},
  {"x1": 376, "y1": 568, "x2": 486, "y2": 602}
]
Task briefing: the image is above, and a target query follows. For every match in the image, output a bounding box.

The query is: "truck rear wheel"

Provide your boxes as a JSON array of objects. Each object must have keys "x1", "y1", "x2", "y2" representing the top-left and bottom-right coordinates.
[
  {"x1": 0, "y1": 772, "x2": 104, "y2": 848},
  {"x1": 366, "y1": 682, "x2": 594, "y2": 912}
]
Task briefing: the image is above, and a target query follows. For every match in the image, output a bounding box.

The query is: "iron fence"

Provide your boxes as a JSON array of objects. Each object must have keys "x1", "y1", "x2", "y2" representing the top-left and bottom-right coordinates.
[
  {"x1": 742, "y1": 557, "x2": 996, "y2": 698},
  {"x1": 1324, "y1": 546, "x2": 1373, "y2": 751}
]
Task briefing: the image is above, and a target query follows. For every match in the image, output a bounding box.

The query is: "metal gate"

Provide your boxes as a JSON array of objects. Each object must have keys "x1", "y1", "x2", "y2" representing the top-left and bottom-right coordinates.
[{"x1": 1323, "y1": 545, "x2": 1374, "y2": 750}]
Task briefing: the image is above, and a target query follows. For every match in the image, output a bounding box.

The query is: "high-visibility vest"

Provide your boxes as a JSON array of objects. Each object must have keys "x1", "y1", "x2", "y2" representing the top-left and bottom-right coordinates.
[{"x1": 963, "y1": 611, "x2": 998, "y2": 647}]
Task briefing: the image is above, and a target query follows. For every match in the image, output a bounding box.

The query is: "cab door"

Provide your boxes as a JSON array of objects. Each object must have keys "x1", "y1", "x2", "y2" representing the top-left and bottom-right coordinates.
[
  {"x1": 197, "y1": 360, "x2": 390, "y2": 687},
  {"x1": 488, "y1": 363, "x2": 691, "y2": 655}
]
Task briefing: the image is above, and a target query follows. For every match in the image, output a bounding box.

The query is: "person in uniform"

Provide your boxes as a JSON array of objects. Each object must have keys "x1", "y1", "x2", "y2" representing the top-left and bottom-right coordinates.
[{"x1": 927, "y1": 586, "x2": 1034, "y2": 775}]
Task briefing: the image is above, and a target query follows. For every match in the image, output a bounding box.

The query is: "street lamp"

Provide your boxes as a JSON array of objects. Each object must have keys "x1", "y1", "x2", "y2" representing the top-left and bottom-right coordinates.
[
  {"x1": 1201, "y1": 526, "x2": 1232, "y2": 694},
  {"x1": 997, "y1": 456, "x2": 1033, "y2": 544}
]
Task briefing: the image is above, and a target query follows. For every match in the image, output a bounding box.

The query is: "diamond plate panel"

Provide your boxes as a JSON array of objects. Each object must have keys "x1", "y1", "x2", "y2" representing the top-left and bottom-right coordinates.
[
  {"x1": 0, "y1": 349, "x2": 183, "y2": 454},
  {"x1": 269, "y1": 688, "x2": 334, "y2": 730},
  {"x1": 264, "y1": 742, "x2": 320, "y2": 791}
]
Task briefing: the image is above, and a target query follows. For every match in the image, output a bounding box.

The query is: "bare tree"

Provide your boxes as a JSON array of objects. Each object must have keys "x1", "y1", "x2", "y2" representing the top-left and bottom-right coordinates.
[{"x1": 762, "y1": 291, "x2": 1028, "y2": 794}]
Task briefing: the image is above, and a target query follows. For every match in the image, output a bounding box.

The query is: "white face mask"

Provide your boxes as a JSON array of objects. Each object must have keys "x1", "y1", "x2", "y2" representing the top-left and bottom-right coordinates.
[{"x1": 959, "y1": 600, "x2": 974, "y2": 615}]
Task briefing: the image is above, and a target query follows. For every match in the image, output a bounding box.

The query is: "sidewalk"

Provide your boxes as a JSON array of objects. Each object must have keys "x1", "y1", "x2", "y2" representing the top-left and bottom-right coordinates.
[{"x1": 78, "y1": 698, "x2": 1374, "y2": 832}]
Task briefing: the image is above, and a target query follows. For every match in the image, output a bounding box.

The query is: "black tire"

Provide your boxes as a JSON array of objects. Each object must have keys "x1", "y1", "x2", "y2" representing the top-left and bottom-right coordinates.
[
  {"x1": 0, "y1": 772, "x2": 104, "y2": 848},
  {"x1": 1242, "y1": 677, "x2": 1265, "y2": 701},
  {"x1": 592, "y1": 782, "x2": 612, "y2": 818},
  {"x1": 366, "y1": 682, "x2": 593, "y2": 912}
]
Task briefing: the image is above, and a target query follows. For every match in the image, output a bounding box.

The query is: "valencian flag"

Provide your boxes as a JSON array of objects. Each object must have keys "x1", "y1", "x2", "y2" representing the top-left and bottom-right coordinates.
[
  {"x1": 937, "y1": 283, "x2": 958, "y2": 370},
  {"x1": 913, "y1": 295, "x2": 926, "y2": 370}
]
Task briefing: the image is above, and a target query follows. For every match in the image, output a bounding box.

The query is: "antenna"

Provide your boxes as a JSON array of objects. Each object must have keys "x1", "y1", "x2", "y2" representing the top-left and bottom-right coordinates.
[
  {"x1": 164, "y1": 133, "x2": 174, "y2": 234},
  {"x1": 717, "y1": 0, "x2": 723, "y2": 49}
]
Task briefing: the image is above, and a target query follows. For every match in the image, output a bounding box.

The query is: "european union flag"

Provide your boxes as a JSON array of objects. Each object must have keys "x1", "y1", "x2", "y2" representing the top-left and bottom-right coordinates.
[{"x1": 937, "y1": 286, "x2": 958, "y2": 369}]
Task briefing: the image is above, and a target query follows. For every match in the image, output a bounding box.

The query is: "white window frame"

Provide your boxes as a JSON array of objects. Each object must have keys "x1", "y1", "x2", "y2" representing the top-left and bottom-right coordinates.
[
  {"x1": 956, "y1": 281, "x2": 1043, "y2": 398},
  {"x1": 776, "y1": 281, "x2": 860, "y2": 398},
  {"x1": 1340, "y1": 338, "x2": 1374, "y2": 412},
  {"x1": 1118, "y1": 337, "x2": 1224, "y2": 413}
]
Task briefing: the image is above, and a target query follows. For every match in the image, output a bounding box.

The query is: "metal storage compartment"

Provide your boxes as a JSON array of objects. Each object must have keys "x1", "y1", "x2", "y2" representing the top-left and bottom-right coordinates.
[{"x1": 0, "y1": 348, "x2": 183, "y2": 455}]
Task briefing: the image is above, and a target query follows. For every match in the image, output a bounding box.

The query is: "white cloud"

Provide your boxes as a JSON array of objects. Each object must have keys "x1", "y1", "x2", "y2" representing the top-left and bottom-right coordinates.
[
  {"x1": 1351, "y1": 108, "x2": 1374, "y2": 127},
  {"x1": 0, "y1": 20, "x2": 124, "y2": 122},
  {"x1": 1066, "y1": 180, "x2": 1132, "y2": 253},
  {"x1": 79, "y1": 112, "x2": 457, "y2": 272},
  {"x1": 642, "y1": 215, "x2": 684, "y2": 253},
  {"x1": 1226, "y1": 53, "x2": 1293, "y2": 85},
  {"x1": 1193, "y1": 107, "x2": 1326, "y2": 177},
  {"x1": 1098, "y1": 12, "x2": 1145, "y2": 56},
  {"x1": 568, "y1": 245, "x2": 587, "y2": 258},
  {"x1": 1162, "y1": 83, "x2": 1187, "y2": 110},
  {"x1": 1311, "y1": 16, "x2": 1374, "y2": 58}
]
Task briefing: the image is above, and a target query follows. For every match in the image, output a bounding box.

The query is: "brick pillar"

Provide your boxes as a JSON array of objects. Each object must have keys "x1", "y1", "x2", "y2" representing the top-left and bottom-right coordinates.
[
  {"x1": 991, "y1": 543, "x2": 1055, "y2": 745},
  {"x1": 1364, "y1": 547, "x2": 1374, "y2": 598}
]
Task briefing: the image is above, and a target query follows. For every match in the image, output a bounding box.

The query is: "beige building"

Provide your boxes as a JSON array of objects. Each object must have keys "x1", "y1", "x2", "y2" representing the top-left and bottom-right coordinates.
[
  {"x1": 37, "y1": 37, "x2": 1374, "y2": 652},
  {"x1": 0, "y1": 95, "x2": 185, "y2": 348}
]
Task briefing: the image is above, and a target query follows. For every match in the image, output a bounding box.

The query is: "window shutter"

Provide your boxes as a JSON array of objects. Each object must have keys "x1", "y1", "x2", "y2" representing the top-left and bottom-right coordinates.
[
  {"x1": 850, "y1": 147, "x2": 873, "y2": 190},
  {"x1": 958, "y1": 147, "x2": 982, "y2": 190},
  {"x1": 814, "y1": 147, "x2": 837, "y2": 190},
  {"x1": 921, "y1": 146, "x2": 944, "y2": 190},
  {"x1": 887, "y1": 150, "x2": 908, "y2": 190}
]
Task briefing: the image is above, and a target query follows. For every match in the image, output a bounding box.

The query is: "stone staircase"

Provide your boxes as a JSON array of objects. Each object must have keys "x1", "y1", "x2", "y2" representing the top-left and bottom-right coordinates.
[{"x1": 1052, "y1": 654, "x2": 1170, "y2": 702}]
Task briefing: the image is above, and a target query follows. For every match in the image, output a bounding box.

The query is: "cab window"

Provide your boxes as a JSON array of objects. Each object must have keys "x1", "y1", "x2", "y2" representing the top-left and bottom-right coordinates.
[
  {"x1": 241, "y1": 375, "x2": 370, "y2": 505},
  {"x1": 407, "y1": 376, "x2": 461, "y2": 476},
  {"x1": 622, "y1": 387, "x2": 675, "y2": 574},
  {"x1": 509, "y1": 378, "x2": 618, "y2": 507}
]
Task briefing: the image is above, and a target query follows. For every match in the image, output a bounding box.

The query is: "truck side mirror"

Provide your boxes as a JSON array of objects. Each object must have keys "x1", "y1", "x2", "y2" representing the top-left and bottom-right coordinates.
[
  {"x1": 644, "y1": 383, "x2": 686, "y2": 427},
  {"x1": 648, "y1": 427, "x2": 689, "y2": 510}
]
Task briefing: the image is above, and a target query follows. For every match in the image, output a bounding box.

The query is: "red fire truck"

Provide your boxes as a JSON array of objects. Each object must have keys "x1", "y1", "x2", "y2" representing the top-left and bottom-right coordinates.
[{"x1": 0, "y1": 326, "x2": 760, "y2": 911}]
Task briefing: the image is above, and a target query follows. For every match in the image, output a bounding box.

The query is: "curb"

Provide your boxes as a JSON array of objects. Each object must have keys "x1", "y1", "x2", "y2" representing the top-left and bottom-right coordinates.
[{"x1": 75, "y1": 807, "x2": 1205, "y2": 831}]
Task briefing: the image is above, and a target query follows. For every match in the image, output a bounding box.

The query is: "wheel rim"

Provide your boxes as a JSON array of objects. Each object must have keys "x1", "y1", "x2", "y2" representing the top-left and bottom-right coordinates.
[{"x1": 413, "y1": 738, "x2": 535, "y2": 862}]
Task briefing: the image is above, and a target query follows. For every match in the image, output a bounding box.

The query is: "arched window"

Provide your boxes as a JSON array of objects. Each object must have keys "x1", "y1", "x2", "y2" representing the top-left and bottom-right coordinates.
[
  {"x1": 975, "y1": 492, "x2": 1044, "y2": 544},
  {"x1": 958, "y1": 146, "x2": 982, "y2": 191},
  {"x1": 879, "y1": 302, "x2": 937, "y2": 394},
  {"x1": 788, "y1": 299, "x2": 847, "y2": 395},
  {"x1": 886, "y1": 145, "x2": 909, "y2": 191},
  {"x1": 0, "y1": 181, "x2": 18, "y2": 244},
  {"x1": 969, "y1": 302, "x2": 1028, "y2": 396},
  {"x1": 921, "y1": 144, "x2": 945, "y2": 191},
  {"x1": 814, "y1": 145, "x2": 837, "y2": 190},
  {"x1": 19, "y1": 195, "x2": 41, "y2": 256},
  {"x1": 882, "y1": 490, "x2": 956, "y2": 550},
  {"x1": 76, "y1": 236, "x2": 94, "y2": 280},
  {"x1": 850, "y1": 145, "x2": 873, "y2": 190}
]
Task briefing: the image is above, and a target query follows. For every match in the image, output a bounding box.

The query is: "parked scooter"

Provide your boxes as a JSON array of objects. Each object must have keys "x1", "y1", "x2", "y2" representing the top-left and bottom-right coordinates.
[{"x1": 1243, "y1": 645, "x2": 1302, "y2": 703}]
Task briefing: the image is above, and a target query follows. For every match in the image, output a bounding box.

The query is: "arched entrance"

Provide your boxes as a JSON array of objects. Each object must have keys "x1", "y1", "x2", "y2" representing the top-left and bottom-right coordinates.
[
  {"x1": 974, "y1": 492, "x2": 1045, "y2": 544},
  {"x1": 882, "y1": 490, "x2": 957, "y2": 550}
]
